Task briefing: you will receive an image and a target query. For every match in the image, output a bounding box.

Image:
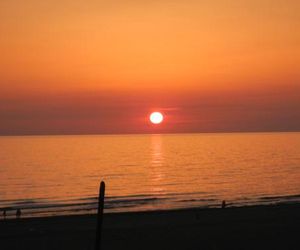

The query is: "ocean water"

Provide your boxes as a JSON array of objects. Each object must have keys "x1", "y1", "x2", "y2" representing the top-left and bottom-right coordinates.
[{"x1": 0, "y1": 132, "x2": 300, "y2": 218}]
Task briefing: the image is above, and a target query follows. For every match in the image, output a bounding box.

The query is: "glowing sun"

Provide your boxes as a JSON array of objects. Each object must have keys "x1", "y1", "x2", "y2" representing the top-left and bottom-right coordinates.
[{"x1": 150, "y1": 112, "x2": 164, "y2": 124}]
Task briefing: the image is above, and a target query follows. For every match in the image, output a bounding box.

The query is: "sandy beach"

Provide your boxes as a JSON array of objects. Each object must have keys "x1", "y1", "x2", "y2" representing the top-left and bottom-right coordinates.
[{"x1": 1, "y1": 203, "x2": 299, "y2": 250}]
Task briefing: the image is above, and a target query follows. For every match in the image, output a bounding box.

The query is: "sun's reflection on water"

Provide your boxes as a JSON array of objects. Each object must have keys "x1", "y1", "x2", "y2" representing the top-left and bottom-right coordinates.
[{"x1": 150, "y1": 135, "x2": 165, "y2": 194}]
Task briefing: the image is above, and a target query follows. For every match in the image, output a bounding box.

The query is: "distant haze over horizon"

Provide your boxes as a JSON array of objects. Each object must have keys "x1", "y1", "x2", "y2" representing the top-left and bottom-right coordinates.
[{"x1": 1, "y1": 0, "x2": 300, "y2": 135}]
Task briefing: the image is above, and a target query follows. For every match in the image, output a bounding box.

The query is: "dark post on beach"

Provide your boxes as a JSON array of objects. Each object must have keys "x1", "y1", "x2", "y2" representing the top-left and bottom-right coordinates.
[{"x1": 95, "y1": 181, "x2": 105, "y2": 250}]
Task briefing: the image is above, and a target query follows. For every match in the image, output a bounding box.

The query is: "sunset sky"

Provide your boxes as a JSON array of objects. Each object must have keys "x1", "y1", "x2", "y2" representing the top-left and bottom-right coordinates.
[{"x1": 1, "y1": 0, "x2": 300, "y2": 135}]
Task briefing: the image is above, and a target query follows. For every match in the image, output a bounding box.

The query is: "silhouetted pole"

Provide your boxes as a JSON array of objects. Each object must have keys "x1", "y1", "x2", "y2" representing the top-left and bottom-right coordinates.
[{"x1": 95, "y1": 181, "x2": 105, "y2": 250}]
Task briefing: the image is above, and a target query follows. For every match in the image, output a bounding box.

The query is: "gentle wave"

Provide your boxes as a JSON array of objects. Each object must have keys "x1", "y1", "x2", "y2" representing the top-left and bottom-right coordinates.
[{"x1": 1, "y1": 192, "x2": 300, "y2": 219}]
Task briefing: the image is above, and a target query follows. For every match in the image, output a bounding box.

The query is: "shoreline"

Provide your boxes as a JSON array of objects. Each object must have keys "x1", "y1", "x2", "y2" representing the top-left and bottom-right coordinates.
[
  {"x1": 2, "y1": 192, "x2": 300, "y2": 220},
  {"x1": 1, "y1": 203, "x2": 299, "y2": 249},
  {"x1": 1, "y1": 201, "x2": 300, "y2": 221}
]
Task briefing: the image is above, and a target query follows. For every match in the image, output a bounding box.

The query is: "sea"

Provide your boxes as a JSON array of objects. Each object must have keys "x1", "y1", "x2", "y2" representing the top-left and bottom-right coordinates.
[{"x1": 0, "y1": 132, "x2": 300, "y2": 218}]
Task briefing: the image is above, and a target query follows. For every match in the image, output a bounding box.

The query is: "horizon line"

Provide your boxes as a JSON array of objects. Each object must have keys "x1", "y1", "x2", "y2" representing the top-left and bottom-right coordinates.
[{"x1": 1, "y1": 130, "x2": 300, "y2": 137}]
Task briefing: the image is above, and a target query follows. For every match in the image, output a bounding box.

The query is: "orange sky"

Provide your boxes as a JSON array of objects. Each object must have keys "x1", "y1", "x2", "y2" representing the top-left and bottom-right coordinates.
[{"x1": 0, "y1": 0, "x2": 300, "y2": 135}]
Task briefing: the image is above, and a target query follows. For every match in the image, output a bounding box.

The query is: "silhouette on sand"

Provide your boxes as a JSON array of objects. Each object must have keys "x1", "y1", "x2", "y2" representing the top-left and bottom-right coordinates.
[
  {"x1": 222, "y1": 200, "x2": 226, "y2": 209},
  {"x1": 16, "y1": 209, "x2": 21, "y2": 219}
]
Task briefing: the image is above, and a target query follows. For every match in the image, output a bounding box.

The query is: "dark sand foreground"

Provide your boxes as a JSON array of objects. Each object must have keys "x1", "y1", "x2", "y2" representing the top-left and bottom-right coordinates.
[{"x1": 1, "y1": 204, "x2": 299, "y2": 250}]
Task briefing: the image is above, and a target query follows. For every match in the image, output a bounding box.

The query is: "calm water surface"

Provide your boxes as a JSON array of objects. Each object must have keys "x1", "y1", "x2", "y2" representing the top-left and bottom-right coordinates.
[{"x1": 0, "y1": 133, "x2": 300, "y2": 218}]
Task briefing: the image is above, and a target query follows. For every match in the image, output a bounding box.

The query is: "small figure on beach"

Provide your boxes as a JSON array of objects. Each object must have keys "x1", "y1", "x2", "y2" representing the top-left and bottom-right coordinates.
[
  {"x1": 3, "y1": 209, "x2": 6, "y2": 219},
  {"x1": 221, "y1": 200, "x2": 226, "y2": 209},
  {"x1": 16, "y1": 208, "x2": 21, "y2": 219}
]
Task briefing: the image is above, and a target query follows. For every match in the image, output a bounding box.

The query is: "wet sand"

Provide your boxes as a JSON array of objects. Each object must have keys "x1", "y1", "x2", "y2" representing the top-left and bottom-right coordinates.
[{"x1": 1, "y1": 203, "x2": 299, "y2": 250}]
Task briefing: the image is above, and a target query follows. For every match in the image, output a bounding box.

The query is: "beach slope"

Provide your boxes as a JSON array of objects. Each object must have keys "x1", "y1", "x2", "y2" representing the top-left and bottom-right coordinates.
[{"x1": 1, "y1": 204, "x2": 299, "y2": 250}]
